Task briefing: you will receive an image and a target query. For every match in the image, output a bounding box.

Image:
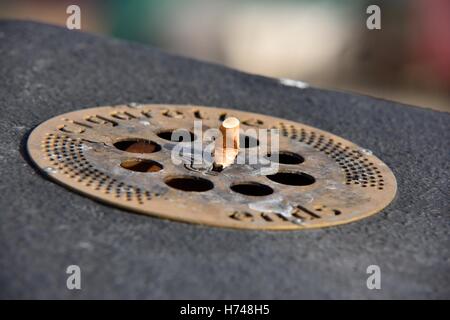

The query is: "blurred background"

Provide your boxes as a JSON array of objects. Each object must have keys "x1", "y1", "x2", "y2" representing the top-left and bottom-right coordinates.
[{"x1": 1, "y1": 0, "x2": 449, "y2": 111}]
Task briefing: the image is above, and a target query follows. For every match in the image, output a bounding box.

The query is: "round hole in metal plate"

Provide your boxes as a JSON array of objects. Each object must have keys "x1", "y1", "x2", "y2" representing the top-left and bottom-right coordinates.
[
  {"x1": 114, "y1": 139, "x2": 161, "y2": 153},
  {"x1": 157, "y1": 130, "x2": 196, "y2": 142},
  {"x1": 165, "y1": 176, "x2": 214, "y2": 192},
  {"x1": 266, "y1": 171, "x2": 315, "y2": 186},
  {"x1": 230, "y1": 182, "x2": 274, "y2": 196},
  {"x1": 120, "y1": 159, "x2": 163, "y2": 173},
  {"x1": 268, "y1": 151, "x2": 304, "y2": 164}
]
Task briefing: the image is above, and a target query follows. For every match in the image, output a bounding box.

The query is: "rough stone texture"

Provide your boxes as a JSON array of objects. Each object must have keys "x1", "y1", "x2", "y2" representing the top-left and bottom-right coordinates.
[{"x1": 0, "y1": 20, "x2": 448, "y2": 299}]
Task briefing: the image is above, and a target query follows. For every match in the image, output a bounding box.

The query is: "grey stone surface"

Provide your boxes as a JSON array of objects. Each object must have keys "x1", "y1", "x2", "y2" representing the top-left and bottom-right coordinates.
[{"x1": 0, "y1": 20, "x2": 448, "y2": 299}]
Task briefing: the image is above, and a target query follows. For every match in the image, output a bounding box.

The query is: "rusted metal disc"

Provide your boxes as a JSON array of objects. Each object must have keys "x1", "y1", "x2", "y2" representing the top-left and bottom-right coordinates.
[{"x1": 27, "y1": 104, "x2": 397, "y2": 230}]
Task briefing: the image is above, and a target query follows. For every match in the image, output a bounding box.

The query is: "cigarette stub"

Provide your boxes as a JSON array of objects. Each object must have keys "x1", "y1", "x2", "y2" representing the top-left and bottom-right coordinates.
[{"x1": 214, "y1": 117, "x2": 240, "y2": 168}]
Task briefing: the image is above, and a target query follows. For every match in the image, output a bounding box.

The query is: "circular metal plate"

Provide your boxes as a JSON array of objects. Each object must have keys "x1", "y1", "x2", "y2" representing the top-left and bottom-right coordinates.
[{"x1": 27, "y1": 104, "x2": 397, "y2": 230}]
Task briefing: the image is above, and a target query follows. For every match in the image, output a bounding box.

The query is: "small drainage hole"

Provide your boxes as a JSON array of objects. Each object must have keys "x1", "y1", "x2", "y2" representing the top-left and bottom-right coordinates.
[
  {"x1": 114, "y1": 139, "x2": 161, "y2": 153},
  {"x1": 231, "y1": 182, "x2": 273, "y2": 196},
  {"x1": 158, "y1": 130, "x2": 195, "y2": 142},
  {"x1": 121, "y1": 159, "x2": 163, "y2": 172},
  {"x1": 266, "y1": 172, "x2": 315, "y2": 186},
  {"x1": 268, "y1": 151, "x2": 304, "y2": 164},
  {"x1": 165, "y1": 176, "x2": 214, "y2": 192}
]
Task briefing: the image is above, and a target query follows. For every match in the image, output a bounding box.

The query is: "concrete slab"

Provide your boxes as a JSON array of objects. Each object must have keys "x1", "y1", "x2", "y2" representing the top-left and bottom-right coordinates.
[{"x1": 0, "y1": 20, "x2": 448, "y2": 299}]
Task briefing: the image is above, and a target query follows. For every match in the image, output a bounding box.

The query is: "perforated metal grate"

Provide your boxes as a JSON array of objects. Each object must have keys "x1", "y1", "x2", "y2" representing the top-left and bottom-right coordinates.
[{"x1": 27, "y1": 104, "x2": 397, "y2": 230}]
